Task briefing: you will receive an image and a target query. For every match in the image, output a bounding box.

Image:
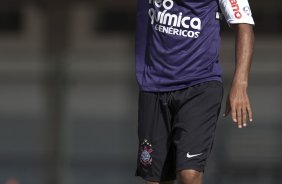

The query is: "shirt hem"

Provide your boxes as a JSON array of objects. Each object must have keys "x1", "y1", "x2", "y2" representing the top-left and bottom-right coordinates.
[{"x1": 139, "y1": 77, "x2": 222, "y2": 92}]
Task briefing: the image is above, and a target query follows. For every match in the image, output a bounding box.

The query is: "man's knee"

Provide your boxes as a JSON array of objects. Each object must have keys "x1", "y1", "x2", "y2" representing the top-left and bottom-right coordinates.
[{"x1": 178, "y1": 170, "x2": 203, "y2": 184}]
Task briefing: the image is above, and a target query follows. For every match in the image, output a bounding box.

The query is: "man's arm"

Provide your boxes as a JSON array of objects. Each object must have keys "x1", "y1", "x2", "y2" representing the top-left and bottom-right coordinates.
[{"x1": 224, "y1": 23, "x2": 255, "y2": 128}]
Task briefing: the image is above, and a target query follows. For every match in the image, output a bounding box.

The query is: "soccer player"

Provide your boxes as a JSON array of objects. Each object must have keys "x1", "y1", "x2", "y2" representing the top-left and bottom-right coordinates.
[{"x1": 135, "y1": 0, "x2": 255, "y2": 183}]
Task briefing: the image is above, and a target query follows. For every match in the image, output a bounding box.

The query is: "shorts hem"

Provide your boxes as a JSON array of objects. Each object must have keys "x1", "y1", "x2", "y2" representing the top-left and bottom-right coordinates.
[{"x1": 176, "y1": 166, "x2": 205, "y2": 173}]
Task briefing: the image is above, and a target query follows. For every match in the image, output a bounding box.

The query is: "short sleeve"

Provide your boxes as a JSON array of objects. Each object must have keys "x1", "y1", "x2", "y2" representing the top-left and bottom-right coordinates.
[{"x1": 219, "y1": 0, "x2": 255, "y2": 25}]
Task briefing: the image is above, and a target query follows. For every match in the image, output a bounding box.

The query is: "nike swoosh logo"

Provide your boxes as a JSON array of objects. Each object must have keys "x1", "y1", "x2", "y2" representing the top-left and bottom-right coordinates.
[{"x1": 187, "y1": 152, "x2": 203, "y2": 158}]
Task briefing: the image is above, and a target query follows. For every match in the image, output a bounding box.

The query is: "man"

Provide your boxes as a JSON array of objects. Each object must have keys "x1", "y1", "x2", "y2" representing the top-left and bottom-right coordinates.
[{"x1": 135, "y1": 0, "x2": 255, "y2": 183}]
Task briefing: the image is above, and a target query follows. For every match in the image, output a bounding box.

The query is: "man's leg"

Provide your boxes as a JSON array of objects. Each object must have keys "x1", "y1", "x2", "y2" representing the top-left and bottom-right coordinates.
[
  {"x1": 171, "y1": 82, "x2": 223, "y2": 184},
  {"x1": 178, "y1": 170, "x2": 203, "y2": 184}
]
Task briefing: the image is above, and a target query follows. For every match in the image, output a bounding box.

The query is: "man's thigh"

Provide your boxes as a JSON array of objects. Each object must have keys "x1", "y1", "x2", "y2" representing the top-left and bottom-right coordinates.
[{"x1": 136, "y1": 91, "x2": 176, "y2": 182}]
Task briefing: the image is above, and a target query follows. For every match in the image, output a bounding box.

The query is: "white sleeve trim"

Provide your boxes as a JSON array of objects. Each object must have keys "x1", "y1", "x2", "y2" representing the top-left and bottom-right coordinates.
[{"x1": 219, "y1": 0, "x2": 255, "y2": 25}]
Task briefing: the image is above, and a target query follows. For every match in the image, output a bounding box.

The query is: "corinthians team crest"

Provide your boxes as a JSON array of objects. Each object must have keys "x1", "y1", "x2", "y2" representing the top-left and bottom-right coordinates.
[{"x1": 140, "y1": 139, "x2": 153, "y2": 166}]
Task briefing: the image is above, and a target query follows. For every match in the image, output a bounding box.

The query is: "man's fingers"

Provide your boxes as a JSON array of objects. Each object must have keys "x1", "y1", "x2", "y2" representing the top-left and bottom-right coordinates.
[
  {"x1": 247, "y1": 104, "x2": 253, "y2": 122},
  {"x1": 242, "y1": 108, "x2": 247, "y2": 127},
  {"x1": 231, "y1": 107, "x2": 237, "y2": 123},
  {"x1": 225, "y1": 94, "x2": 253, "y2": 129},
  {"x1": 236, "y1": 108, "x2": 242, "y2": 128}
]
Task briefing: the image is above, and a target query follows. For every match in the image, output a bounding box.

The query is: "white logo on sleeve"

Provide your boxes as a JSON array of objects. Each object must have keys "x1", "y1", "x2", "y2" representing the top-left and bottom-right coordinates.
[
  {"x1": 186, "y1": 152, "x2": 203, "y2": 158},
  {"x1": 243, "y1": 6, "x2": 251, "y2": 16}
]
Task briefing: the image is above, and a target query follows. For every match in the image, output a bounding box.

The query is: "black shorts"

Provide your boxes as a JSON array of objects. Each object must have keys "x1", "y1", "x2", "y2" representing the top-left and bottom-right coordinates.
[{"x1": 135, "y1": 81, "x2": 224, "y2": 182}]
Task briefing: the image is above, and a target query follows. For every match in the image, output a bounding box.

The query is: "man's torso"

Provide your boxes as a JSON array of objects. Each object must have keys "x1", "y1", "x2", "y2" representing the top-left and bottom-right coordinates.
[{"x1": 135, "y1": 0, "x2": 222, "y2": 92}]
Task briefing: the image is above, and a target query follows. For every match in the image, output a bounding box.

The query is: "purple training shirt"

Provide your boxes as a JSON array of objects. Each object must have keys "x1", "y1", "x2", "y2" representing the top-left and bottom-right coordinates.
[{"x1": 135, "y1": 0, "x2": 223, "y2": 92}]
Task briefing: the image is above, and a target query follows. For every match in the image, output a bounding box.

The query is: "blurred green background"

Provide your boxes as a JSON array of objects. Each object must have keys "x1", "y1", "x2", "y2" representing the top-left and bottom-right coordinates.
[{"x1": 0, "y1": 0, "x2": 281, "y2": 184}]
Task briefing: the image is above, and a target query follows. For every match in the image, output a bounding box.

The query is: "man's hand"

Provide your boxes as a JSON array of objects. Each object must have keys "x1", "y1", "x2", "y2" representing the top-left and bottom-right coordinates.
[
  {"x1": 224, "y1": 23, "x2": 255, "y2": 128},
  {"x1": 224, "y1": 82, "x2": 253, "y2": 128}
]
